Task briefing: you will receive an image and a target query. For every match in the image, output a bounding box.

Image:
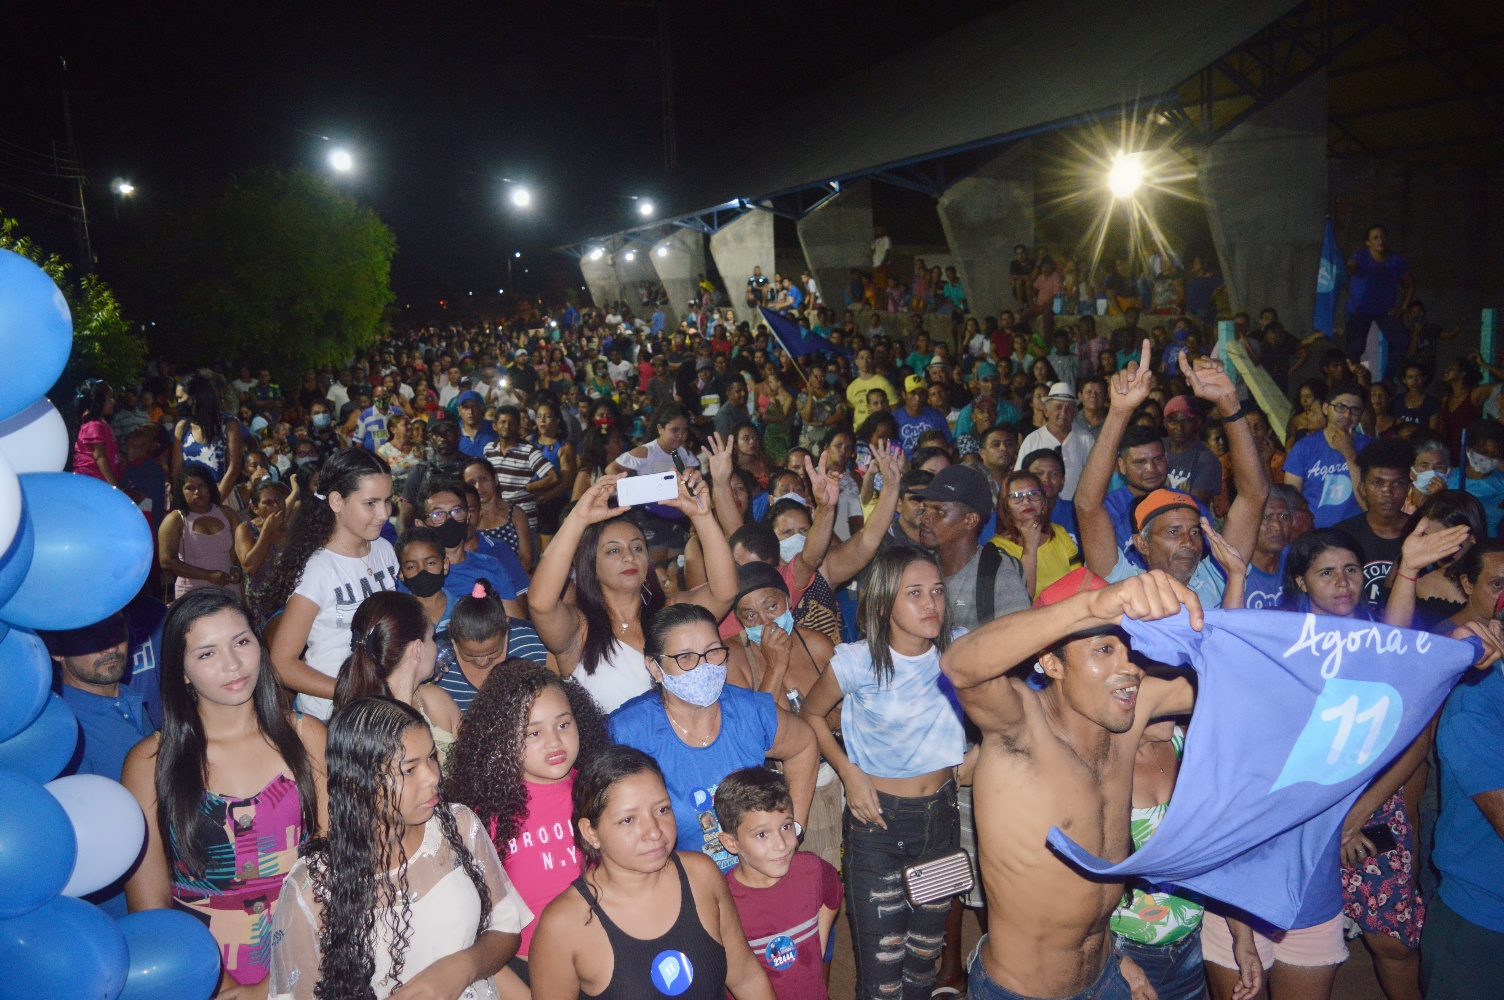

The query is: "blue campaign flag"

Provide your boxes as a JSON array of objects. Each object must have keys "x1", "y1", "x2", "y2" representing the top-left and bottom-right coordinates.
[
  {"x1": 759, "y1": 307, "x2": 852, "y2": 361},
  {"x1": 1311, "y1": 217, "x2": 1343, "y2": 338},
  {"x1": 1046, "y1": 608, "x2": 1478, "y2": 930}
]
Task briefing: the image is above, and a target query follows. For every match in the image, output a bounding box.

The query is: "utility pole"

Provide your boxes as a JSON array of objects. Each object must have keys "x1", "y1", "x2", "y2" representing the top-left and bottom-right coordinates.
[
  {"x1": 32, "y1": 62, "x2": 100, "y2": 274},
  {"x1": 657, "y1": 0, "x2": 676, "y2": 173}
]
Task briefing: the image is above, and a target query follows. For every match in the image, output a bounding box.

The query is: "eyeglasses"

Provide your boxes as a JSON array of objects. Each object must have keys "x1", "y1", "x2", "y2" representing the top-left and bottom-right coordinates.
[
  {"x1": 657, "y1": 646, "x2": 730, "y2": 672},
  {"x1": 1007, "y1": 489, "x2": 1044, "y2": 501},
  {"x1": 1328, "y1": 402, "x2": 1363, "y2": 416},
  {"x1": 424, "y1": 506, "x2": 469, "y2": 524}
]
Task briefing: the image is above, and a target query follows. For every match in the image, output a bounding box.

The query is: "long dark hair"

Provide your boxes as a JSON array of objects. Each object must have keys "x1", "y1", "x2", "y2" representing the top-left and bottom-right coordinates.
[
  {"x1": 572, "y1": 513, "x2": 665, "y2": 676},
  {"x1": 75, "y1": 378, "x2": 112, "y2": 424},
  {"x1": 574, "y1": 744, "x2": 665, "y2": 872},
  {"x1": 173, "y1": 461, "x2": 222, "y2": 510},
  {"x1": 1404, "y1": 490, "x2": 1485, "y2": 581},
  {"x1": 306, "y1": 696, "x2": 491, "y2": 1000},
  {"x1": 445, "y1": 662, "x2": 610, "y2": 859},
  {"x1": 180, "y1": 371, "x2": 224, "y2": 444},
  {"x1": 1280, "y1": 529, "x2": 1370, "y2": 617},
  {"x1": 260, "y1": 448, "x2": 389, "y2": 623},
  {"x1": 155, "y1": 587, "x2": 317, "y2": 877},
  {"x1": 857, "y1": 547, "x2": 953, "y2": 685},
  {"x1": 333, "y1": 592, "x2": 431, "y2": 711}
]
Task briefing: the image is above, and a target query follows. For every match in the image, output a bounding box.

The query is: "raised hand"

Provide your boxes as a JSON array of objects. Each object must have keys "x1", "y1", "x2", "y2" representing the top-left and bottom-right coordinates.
[
  {"x1": 704, "y1": 431, "x2": 735, "y2": 483},
  {"x1": 660, "y1": 468, "x2": 711, "y2": 517},
  {"x1": 573, "y1": 473, "x2": 632, "y2": 525},
  {"x1": 873, "y1": 441, "x2": 906, "y2": 485},
  {"x1": 804, "y1": 453, "x2": 840, "y2": 508},
  {"x1": 1110, "y1": 339, "x2": 1154, "y2": 413},
  {"x1": 1178, "y1": 351, "x2": 1237, "y2": 412},
  {"x1": 1398, "y1": 518, "x2": 1470, "y2": 577},
  {"x1": 1201, "y1": 516, "x2": 1246, "y2": 578},
  {"x1": 1087, "y1": 568, "x2": 1204, "y2": 631}
]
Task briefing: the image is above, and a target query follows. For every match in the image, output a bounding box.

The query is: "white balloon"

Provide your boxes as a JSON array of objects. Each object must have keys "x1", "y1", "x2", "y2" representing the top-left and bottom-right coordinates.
[
  {"x1": 0, "y1": 399, "x2": 67, "y2": 473},
  {"x1": 44, "y1": 773, "x2": 146, "y2": 898},
  {"x1": 0, "y1": 448, "x2": 19, "y2": 556}
]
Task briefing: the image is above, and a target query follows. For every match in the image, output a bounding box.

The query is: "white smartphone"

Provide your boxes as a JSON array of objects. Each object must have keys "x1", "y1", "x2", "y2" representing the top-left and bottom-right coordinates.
[{"x1": 616, "y1": 472, "x2": 678, "y2": 507}]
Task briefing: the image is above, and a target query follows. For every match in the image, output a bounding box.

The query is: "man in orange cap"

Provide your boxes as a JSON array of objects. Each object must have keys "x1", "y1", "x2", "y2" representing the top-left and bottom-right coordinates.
[{"x1": 1075, "y1": 342, "x2": 1269, "y2": 610}]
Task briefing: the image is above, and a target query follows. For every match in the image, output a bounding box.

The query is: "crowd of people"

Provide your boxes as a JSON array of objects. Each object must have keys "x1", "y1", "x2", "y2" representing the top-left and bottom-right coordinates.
[{"x1": 46, "y1": 226, "x2": 1504, "y2": 1000}]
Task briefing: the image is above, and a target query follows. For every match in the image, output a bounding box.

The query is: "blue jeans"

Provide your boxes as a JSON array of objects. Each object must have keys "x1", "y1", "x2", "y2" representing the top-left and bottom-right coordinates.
[
  {"x1": 1118, "y1": 933, "x2": 1207, "y2": 1000},
  {"x1": 845, "y1": 782, "x2": 960, "y2": 1000},
  {"x1": 967, "y1": 938, "x2": 1133, "y2": 1000}
]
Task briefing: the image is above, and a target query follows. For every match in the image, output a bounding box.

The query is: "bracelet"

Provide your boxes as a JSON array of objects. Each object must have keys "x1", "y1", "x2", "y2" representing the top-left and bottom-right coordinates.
[
  {"x1": 1399, "y1": 571, "x2": 1418, "y2": 582},
  {"x1": 1222, "y1": 402, "x2": 1249, "y2": 423}
]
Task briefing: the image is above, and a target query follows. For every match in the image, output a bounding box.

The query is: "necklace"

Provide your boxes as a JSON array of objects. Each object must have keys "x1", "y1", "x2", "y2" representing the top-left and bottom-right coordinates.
[
  {"x1": 620, "y1": 620, "x2": 630, "y2": 632},
  {"x1": 665, "y1": 705, "x2": 714, "y2": 747}
]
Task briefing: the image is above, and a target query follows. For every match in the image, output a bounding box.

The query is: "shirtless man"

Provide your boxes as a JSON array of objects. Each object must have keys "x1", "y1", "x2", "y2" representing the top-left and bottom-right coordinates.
[{"x1": 941, "y1": 569, "x2": 1262, "y2": 1000}]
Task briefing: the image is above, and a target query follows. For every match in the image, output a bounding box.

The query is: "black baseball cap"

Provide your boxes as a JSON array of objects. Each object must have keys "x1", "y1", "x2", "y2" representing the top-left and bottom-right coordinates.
[{"x1": 913, "y1": 465, "x2": 994, "y2": 515}]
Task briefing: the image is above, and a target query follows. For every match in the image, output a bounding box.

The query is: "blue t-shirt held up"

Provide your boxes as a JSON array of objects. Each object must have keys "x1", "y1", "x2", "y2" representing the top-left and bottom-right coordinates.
[
  {"x1": 1285, "y1": 430, "x2": 1372, "y2": 528},
  {"x1": 1046, "y1": 608, "x2": 1477, "y2": 931},
  {"x1": 609, "y1": 684, "x2": 779, "y2": 872}
]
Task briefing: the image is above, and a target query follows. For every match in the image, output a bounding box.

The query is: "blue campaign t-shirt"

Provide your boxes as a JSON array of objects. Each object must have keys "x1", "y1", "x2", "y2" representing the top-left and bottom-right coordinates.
[
  {"x1": 609, "y1": 684, "x2": 779, "y2": 872},
  {"x1": 1434, "y1": 667, "x2": 1504, "y2": 932},
  {"x1": 1046, "y1": 608, "x2": 1477, "y2": 930},
  {"x1": 442, "y1": 550, "x2": 519, "y2": 602},
  {"x1": 893, "y1": 407, "x2": 951, "y2": 458},
  {"x1": 1103, "y1": 487, "x2": 1213, "y2": 569},
  {"x1": 1347, "y1": 251, "x2": 1409, "y2": 316},
  {"x1": 1244, "y1": 551, "x2": 1288, "y2": 610},
  {"x1": 1449, "y1": 467, "x2": 1504, "y2": 539},
  {"x1": 1285, "y1": 431, "x2": 1372, "y2": 528}
]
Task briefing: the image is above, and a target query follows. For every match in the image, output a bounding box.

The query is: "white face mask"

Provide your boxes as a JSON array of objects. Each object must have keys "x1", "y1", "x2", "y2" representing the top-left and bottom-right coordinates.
[
  {"x1": 778, "y1": 532, "x2": 808, "y2": 563},
  {"x1": 1467, "y1": 449, "x2": 1500, "y2": 475}
]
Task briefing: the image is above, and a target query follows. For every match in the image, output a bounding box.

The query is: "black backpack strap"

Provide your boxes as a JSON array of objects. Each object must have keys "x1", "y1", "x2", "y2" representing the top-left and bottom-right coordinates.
[{"x1": 976, "y1": 541, "x2": 1003, "y2": 624}]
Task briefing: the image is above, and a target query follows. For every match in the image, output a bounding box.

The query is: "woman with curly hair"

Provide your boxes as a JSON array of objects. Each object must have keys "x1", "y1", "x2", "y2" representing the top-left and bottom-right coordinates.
[
  {"x1": 268, "y1": 696, "x2": 531, "y2": 1000},
  {"x1": 333, "y1": 591, "x2": 464, "y2": 769},
  {"x1": 266, "y1": 448, "x2": 401, "y2": 721},
  {"x1": 446, "y1": 661, "x2": 611, "y2": 992},
  {"x1": 529, "y1": 745, "x2": 774, "y2": 1000},
  {"x1": 122, "y1": 587, "x2": 327, "y2": 997}
]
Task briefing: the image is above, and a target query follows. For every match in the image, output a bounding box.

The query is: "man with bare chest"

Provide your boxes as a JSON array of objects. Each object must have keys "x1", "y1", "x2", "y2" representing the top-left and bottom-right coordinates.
[{"x1": 941, "y1": 568, "x2": 1240, "y2": 1000}]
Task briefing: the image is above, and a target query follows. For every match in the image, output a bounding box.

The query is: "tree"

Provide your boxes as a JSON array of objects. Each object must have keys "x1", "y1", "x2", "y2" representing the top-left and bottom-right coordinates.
[
  {"x1": 130, "y1": 168, "x2": 396, "y2": 375},
  {"x1": 0, "y1": 213, "x2": 145, "y2": 392}
]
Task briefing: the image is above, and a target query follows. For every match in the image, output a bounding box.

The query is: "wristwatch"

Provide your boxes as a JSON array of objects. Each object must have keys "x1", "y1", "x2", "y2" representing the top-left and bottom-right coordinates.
[{"x1": 794, "y1": 821, "x2": 805, "y2": 845}]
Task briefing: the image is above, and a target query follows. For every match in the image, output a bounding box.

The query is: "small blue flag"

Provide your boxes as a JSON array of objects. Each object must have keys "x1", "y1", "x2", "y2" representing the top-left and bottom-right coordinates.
[
  {"x1": 1312, "y1": 217, "x2": 1343, "y2": 338},
  {"x1": 759, "y1": 307, "x2": 852, "y2": 361}
]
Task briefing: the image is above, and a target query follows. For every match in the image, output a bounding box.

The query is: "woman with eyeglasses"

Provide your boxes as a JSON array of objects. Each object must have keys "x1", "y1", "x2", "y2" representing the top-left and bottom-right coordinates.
[
  {"x1": 608, "y1": 604, "x2": 818, "y2": 874},
  {"x1": 992, "y1": 469, "x2": 1080, "y2": 597}
]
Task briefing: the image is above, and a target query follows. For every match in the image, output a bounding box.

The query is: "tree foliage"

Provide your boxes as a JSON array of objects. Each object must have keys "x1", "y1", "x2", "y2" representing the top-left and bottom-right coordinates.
[
  {"x1": 131, "y1": 168, "x2": 396, "y2": 375},
  {"x1": 0, "y1": 213, "x2": 145, "y2": 391}
]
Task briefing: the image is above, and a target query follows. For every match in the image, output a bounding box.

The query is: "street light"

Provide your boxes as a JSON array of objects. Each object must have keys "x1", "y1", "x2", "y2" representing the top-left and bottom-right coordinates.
[
  {"x1": 1107, "y1": 151, "x2": 1145, "y2": 199},
  {"x1": 588, "y1": 246, "x2": 605, "y2": 261},
  {"x1": 328, "y1": 148, "x2": 355, "y2": 173},
  {"x1": 509, "y1": 186, "x2": 532, "y2": 208},
  {"x1": 623, "y1": 249, "x2": 636, "y2": 261},
  {"x1": 112, "y1": 180, "x2": 135, "y2": 196},
  {"x1": 637, "y1": 199, "x2": 655, "y2": 217},
  {"x1": 655, "y1": 246, "x2": 668, "y2": 257}
]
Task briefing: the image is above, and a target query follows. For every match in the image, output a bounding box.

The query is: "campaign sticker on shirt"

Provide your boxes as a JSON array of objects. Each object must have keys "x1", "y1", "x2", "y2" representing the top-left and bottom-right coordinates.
[
  {"x1": 650, "y1": 950, "x2": 695, "y2": 996},
  {"x1": 765, "y1": 934, "x2": 798, "y2": 971},
  {"x1": 1272, "y1": 677, "x2": 1403, "y2": 791}
]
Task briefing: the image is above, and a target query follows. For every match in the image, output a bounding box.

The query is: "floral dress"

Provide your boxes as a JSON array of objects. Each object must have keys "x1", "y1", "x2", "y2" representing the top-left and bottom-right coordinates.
[{"x1": 1341, "y1": 791, "x2": 1425, "y2": 947}]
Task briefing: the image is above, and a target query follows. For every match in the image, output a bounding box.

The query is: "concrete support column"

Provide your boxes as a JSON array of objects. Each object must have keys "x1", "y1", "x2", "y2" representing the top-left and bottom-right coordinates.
[
  {"x1": 709, "y1": 208, "x2": 776, "y2": 327},
  {"x1": 579, "y1": 249, "x2": 622, "y2": 312},
  {"x1": 651, "y1": 228, "x2": 707, "y2": 329},
  {"x1": 1198, "y1": 70, "x2": 1327, "y2": 333},
  {"x1": 612, "y1": 244, "x2": 663, "y2": 321},
  {"x1": 796, "y1": 179, "x2": 873, "y2": 318},
  {"x1": 936, "y1": 140, "x2": 1035, "y2": 322}
]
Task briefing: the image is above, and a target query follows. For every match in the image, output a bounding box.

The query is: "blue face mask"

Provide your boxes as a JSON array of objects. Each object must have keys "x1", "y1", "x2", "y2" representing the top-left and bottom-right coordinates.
[
  {"x1": 659, "y1": 661, "x2": 727, "y2": 707},
  {"x1": 312, "y1": 412, "x2": 332, "y2": 429},
  {"x1": 778, "y1": 532, "x2": 807, "y2": 563},
  {"x1": 744, "y1": 608, "x2": 795, "y2": 645}
]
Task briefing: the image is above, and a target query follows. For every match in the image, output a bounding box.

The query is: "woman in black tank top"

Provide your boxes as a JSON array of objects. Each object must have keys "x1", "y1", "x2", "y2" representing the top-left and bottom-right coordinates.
[{"x1": 528, "y1": 747, "x2": 774, "y2": 1000}]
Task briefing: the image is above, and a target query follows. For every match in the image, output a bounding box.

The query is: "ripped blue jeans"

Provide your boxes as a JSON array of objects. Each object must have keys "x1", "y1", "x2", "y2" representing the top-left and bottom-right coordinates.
[{"x1": 845, "y1": 781, "x2": 960, "y2": 1000}]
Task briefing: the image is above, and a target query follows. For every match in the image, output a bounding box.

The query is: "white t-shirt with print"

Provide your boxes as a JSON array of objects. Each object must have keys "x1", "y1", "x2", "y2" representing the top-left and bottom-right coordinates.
[{"x1": 291, "y1": 539, "x2": 401, "y2": 720}]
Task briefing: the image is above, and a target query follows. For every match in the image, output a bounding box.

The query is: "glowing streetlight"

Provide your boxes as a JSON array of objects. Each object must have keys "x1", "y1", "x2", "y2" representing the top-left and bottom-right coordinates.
[
  {"x1": 112, "y1": 179, "x2": 135, "y2": 196},
  {"x1": 510, "y1": 186, "x2": 532, "y2": 208},
  {"x1": 328, "y1": 148, "x2": 354, "y2": 173},
  {"x1": 1107, "y1": 151, "x2": 1145, "y2": 199},
  {"x1": 637, "y1": 198, "x2": 655, "y2": 217},
  {"x1": 623, "y1": 249, "x2": 636, "y2": 261},
  {"x1": 655, "y1": 246, "x2": 668, "y2": 257},
  {"x1": 588, "y1": 247, "x2": 605, "y2": 261},
  {"x1": 514, "y1": 251, "x2": 522, "y2": 259}
]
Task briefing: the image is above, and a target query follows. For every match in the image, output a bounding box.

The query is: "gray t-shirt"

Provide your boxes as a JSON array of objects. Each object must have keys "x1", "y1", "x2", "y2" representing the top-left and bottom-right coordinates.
[
  {"x1": 943, "y1": 543, "x2": 1031, "y2": 632},
  {"x1": 1164, "y1": 440, "x2": 1222, "y2": 496}
]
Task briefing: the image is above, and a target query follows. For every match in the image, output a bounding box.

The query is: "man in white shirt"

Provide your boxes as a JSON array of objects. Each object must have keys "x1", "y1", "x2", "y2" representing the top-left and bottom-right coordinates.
[
  {"x1": 607, "y1": 350, "x2": 634, "y2": 386},
  {"x1": 1015, "y1": 383, "x2": 1096, "y2": 500},
  {"x1": 325, "y1": 370, "x2": 351, "y2": 411},
  {"x1": 437, "y1": 366, "x2": 463, "y2": 408}
]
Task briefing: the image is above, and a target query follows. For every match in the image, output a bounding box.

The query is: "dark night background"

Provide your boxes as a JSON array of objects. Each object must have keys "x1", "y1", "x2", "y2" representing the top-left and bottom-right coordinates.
[{"x1": 0, "y1": 1, "x2": 1001, "y2": 312}]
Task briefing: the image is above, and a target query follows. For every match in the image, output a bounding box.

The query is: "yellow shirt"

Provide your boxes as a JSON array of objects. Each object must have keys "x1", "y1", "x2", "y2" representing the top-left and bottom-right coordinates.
[
  {"x1": 992, "y1": 525, "x2": 1081, "y2": 598},
  {"x1": 847, "y1": 374, "x2": 899, "y2": 432}
]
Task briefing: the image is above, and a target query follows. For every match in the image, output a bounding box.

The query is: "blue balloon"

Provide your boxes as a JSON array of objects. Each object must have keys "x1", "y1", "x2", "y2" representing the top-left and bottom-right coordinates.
[
  {"x1": 0, "y1": 626, "x2": 49, "y2": 741},
  {"x1": 0, "y1": 769, "x2": 77, "y2": 918},
  {"x1": 0, "y1": 693, "x2": 79, "y2": 783},
  {"x1": 117, "y1": 909, "x2": 223, "y2": 1000},
  {"x1": 0, "y1": 506, "x2": 34, "y2": 611},
  {"x1": 0, "y1": 250, "x2": 73, "y2": 423},
  {"x1": 0, "y1": 896, "x2": 127, "y2": 999},
  {"x1": 0, "y1": 473, "x2": 153, "y2": 630}
]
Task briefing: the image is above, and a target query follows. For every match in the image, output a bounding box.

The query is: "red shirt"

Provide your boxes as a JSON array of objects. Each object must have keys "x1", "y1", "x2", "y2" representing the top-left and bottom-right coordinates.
[
  {"x1": 726, "y1": 852, "x2": 843, "y2": 1000},
  {"x1": 498, "y1": 773, "x2": 580, "y2": 956}
]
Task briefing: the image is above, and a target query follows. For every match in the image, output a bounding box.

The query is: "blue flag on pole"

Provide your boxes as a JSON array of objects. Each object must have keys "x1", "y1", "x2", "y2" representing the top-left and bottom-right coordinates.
[
  {"x1": 759, "y1": 307, "x2": 852, "y2": 361},
  {"x1": 1312, "y1": 217, "x2": 1343, "y2": 338},
  {"x1": 1045, "y1": 608, "x2": 1479, "y2": 930}
]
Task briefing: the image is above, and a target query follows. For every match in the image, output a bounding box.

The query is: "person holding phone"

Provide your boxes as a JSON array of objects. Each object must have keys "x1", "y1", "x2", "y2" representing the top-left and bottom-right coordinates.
[
  {"x1": 606, "y1": 404, "x2": 700, "y2": 556},
  {"x1": 529, "y1": 465, "x2": 738, "y2": 713}
]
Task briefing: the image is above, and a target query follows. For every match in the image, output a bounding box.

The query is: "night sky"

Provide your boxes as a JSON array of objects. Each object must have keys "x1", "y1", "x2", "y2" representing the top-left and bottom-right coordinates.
[{"x1": 0, "y1": 1, "x2": 1000, "y2": 312}]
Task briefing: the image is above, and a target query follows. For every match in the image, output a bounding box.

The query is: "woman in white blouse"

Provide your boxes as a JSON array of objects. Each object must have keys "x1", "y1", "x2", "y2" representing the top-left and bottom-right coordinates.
[{"x1": 268, "y1": 696, "x2": 532, "y2": 1000}]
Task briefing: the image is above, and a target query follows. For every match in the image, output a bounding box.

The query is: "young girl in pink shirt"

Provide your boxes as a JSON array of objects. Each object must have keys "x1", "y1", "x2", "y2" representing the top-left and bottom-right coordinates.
[{"x1": 445, "y1": 661, "x2": 610, "y2": 997}]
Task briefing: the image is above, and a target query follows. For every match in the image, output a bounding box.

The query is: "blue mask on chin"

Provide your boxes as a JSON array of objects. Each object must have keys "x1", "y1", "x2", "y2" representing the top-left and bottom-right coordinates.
[{"x1": 744, "y1": 608, "x2": 795, "y2": 645}]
